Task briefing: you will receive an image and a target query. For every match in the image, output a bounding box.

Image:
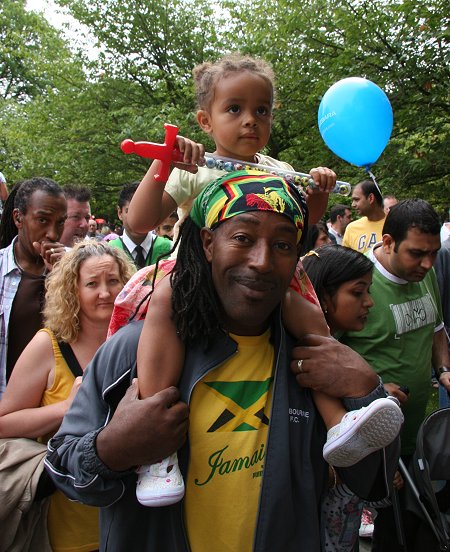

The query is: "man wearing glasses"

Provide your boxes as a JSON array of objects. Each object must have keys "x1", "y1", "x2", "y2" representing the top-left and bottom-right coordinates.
[{"x1": 60, "y1": 185, "x2": 92, "y2": 247}]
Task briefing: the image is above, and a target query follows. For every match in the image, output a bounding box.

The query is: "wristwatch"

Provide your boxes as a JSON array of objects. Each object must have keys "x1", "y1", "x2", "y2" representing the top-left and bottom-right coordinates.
[{"x1": 437, "y1": 366, "x2": 450, "y2": 378}]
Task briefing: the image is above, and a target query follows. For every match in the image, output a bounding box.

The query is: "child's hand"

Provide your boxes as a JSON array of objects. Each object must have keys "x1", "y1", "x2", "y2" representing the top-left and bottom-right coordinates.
[
  {"x1": 306, "y1": 167, "x2": 336, "y2": 195},
  {"x1": 174, "y1": 136, "x2": 205, "y2": 174}
]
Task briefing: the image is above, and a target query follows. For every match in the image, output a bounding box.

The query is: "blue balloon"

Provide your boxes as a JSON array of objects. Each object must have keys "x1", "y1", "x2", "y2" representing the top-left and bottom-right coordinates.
[{"x1": 318, "y1": 77, "x2": 393, "y2": 167}]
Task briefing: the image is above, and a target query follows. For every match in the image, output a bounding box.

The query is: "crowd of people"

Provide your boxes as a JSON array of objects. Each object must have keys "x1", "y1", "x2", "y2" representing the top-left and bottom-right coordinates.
[{"x1": 0, "y1": 53, "x2": 449, "y2": 552}]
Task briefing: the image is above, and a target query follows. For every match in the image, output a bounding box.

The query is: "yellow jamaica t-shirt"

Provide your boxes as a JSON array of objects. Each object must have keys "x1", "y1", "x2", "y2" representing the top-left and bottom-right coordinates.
[{"x1": 184, "y1": 330, "x2": 274, "y2": 552}]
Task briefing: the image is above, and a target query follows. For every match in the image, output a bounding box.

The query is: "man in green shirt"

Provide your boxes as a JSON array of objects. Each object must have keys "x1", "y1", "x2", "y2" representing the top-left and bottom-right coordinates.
[{"x1": 341, "y1": 199, "x2": 450, "y2": 551}]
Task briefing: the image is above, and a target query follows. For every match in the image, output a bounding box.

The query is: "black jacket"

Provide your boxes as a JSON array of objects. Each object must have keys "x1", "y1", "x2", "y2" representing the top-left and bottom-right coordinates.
[{"x1": 46, "y1": 317, "x2": 398, "y2": 551}]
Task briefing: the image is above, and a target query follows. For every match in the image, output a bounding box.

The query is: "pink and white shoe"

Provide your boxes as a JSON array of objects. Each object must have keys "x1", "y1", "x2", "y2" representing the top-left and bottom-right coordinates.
[
  {"x1": 136, "y1": 452, "x2": 185, "y2": 507},
  {"x1": 323, "y1": 397, "x2": 403, "y2": 468},
  {"x1": 359, "y1": 508, "x2": 375, "y2": 538}
]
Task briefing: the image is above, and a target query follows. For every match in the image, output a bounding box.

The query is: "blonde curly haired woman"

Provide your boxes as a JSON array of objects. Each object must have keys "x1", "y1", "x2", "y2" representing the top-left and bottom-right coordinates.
[{"x1": 0, "y1": 240, "x2": 134, "y2": 552}]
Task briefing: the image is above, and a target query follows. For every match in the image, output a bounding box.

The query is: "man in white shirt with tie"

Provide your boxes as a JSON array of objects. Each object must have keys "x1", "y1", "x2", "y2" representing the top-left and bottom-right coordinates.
[{"x1": 108, "y1": 182, "x2": 172, "y2": 269}]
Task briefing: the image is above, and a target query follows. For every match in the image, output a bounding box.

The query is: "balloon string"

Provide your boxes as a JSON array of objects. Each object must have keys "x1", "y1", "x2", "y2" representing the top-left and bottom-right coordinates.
[{"x1": 365, "y1": 167, "x2": 383, "y2": 199}]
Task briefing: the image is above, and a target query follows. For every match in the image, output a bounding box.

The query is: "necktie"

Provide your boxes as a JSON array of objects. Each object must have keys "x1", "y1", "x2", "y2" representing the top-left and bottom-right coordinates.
[{"x1": 134, "y1": 245, "x2": 146, "y2": 269}]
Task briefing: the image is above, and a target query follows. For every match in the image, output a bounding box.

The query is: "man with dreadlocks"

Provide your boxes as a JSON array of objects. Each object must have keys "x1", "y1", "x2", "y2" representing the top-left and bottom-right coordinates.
[
  {"x1": 131, "y1": 172, "x2": 401, "y2": 509},
  {"x1": 0, "y1": 177, "x2": 67, "y2": 398},
  {"x1": 46, "y1": 171, "x2": 398, "y2": 552}
]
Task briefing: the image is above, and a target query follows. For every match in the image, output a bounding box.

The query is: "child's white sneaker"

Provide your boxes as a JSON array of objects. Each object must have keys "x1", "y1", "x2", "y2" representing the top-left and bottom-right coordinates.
[
  {"x1": 323, "y1": 397, "x2": 403, "y2": 468},
  {"x1": 136, "y1": 452, "x2": 185, "y2": 507},
  {"x1": 359, "y1": 508, "x2": 375, "y2": 538}
]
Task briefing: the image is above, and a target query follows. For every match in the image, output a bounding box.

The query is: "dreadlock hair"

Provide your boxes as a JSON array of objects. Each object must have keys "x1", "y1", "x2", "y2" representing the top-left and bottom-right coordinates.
[
  {"x1": 0, "y1": 178, "x2": 64, "y2": 249},
  {"x1": 171, "y1": 216, "x2": 221, "y2": 346},
  {"x1": 0, "y1": 183, "x2": 21, "y2": 248}
]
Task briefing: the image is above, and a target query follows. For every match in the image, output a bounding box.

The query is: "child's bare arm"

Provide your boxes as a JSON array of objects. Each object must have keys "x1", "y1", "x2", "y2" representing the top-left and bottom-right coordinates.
[
  {"x1": 137, "y1": 275, "x2": 185, "y2": 398},
  {"x1": 128, "y1": 161, "x2": 177, "y2": 233},
  {"x1": 127, "y1": 136, "x2": 205, "y2": 233},
  {"x1": 306, "y1": 167, "x2": 336, "y2": 225},
  {"x1": 283, "y1": 288, "x2": 330, "y2": 339}
]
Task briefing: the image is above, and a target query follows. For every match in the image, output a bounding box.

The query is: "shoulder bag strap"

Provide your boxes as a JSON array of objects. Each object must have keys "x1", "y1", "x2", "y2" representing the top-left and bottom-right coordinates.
[{"x1": 58, "y1": 342, "x2": 83, "y2": 377}]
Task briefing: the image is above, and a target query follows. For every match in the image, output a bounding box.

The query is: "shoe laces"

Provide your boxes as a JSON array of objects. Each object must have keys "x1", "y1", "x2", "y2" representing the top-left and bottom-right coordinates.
[
  {"x1": 136, "y1": 458, "x2": 175, "y2": 476},
  {"x1": 361, "y1": 508, "x2": 374, "y2": 525}
]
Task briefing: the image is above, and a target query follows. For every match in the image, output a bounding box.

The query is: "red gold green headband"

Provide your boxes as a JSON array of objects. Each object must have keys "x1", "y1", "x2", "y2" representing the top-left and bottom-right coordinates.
[{"x1": 190, "y1": 170, "x2": 307, "y2": 244}]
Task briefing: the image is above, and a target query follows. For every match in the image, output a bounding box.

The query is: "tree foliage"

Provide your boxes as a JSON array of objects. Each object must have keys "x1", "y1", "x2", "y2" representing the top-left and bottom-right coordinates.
[
  {"x1": 1, "y1": 0, "x2": 448, "y2": 221},
  {"x1": 221, "y1": 0, "x2": 449, "y2": 213},
  {"x1": 0, "y1": 0, "x2": 77, "y2": 101}
]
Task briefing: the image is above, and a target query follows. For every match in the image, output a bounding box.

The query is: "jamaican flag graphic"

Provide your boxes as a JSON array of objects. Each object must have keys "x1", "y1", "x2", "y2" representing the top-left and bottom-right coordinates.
[{"x1": 184, "y1": 330, "x2": 275, "y2": 551}]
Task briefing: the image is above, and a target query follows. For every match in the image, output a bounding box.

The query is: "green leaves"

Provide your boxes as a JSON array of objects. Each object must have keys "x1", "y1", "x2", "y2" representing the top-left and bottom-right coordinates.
[{"x1": 1, "y1": 0, "x2": 448, "y2": 222}]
